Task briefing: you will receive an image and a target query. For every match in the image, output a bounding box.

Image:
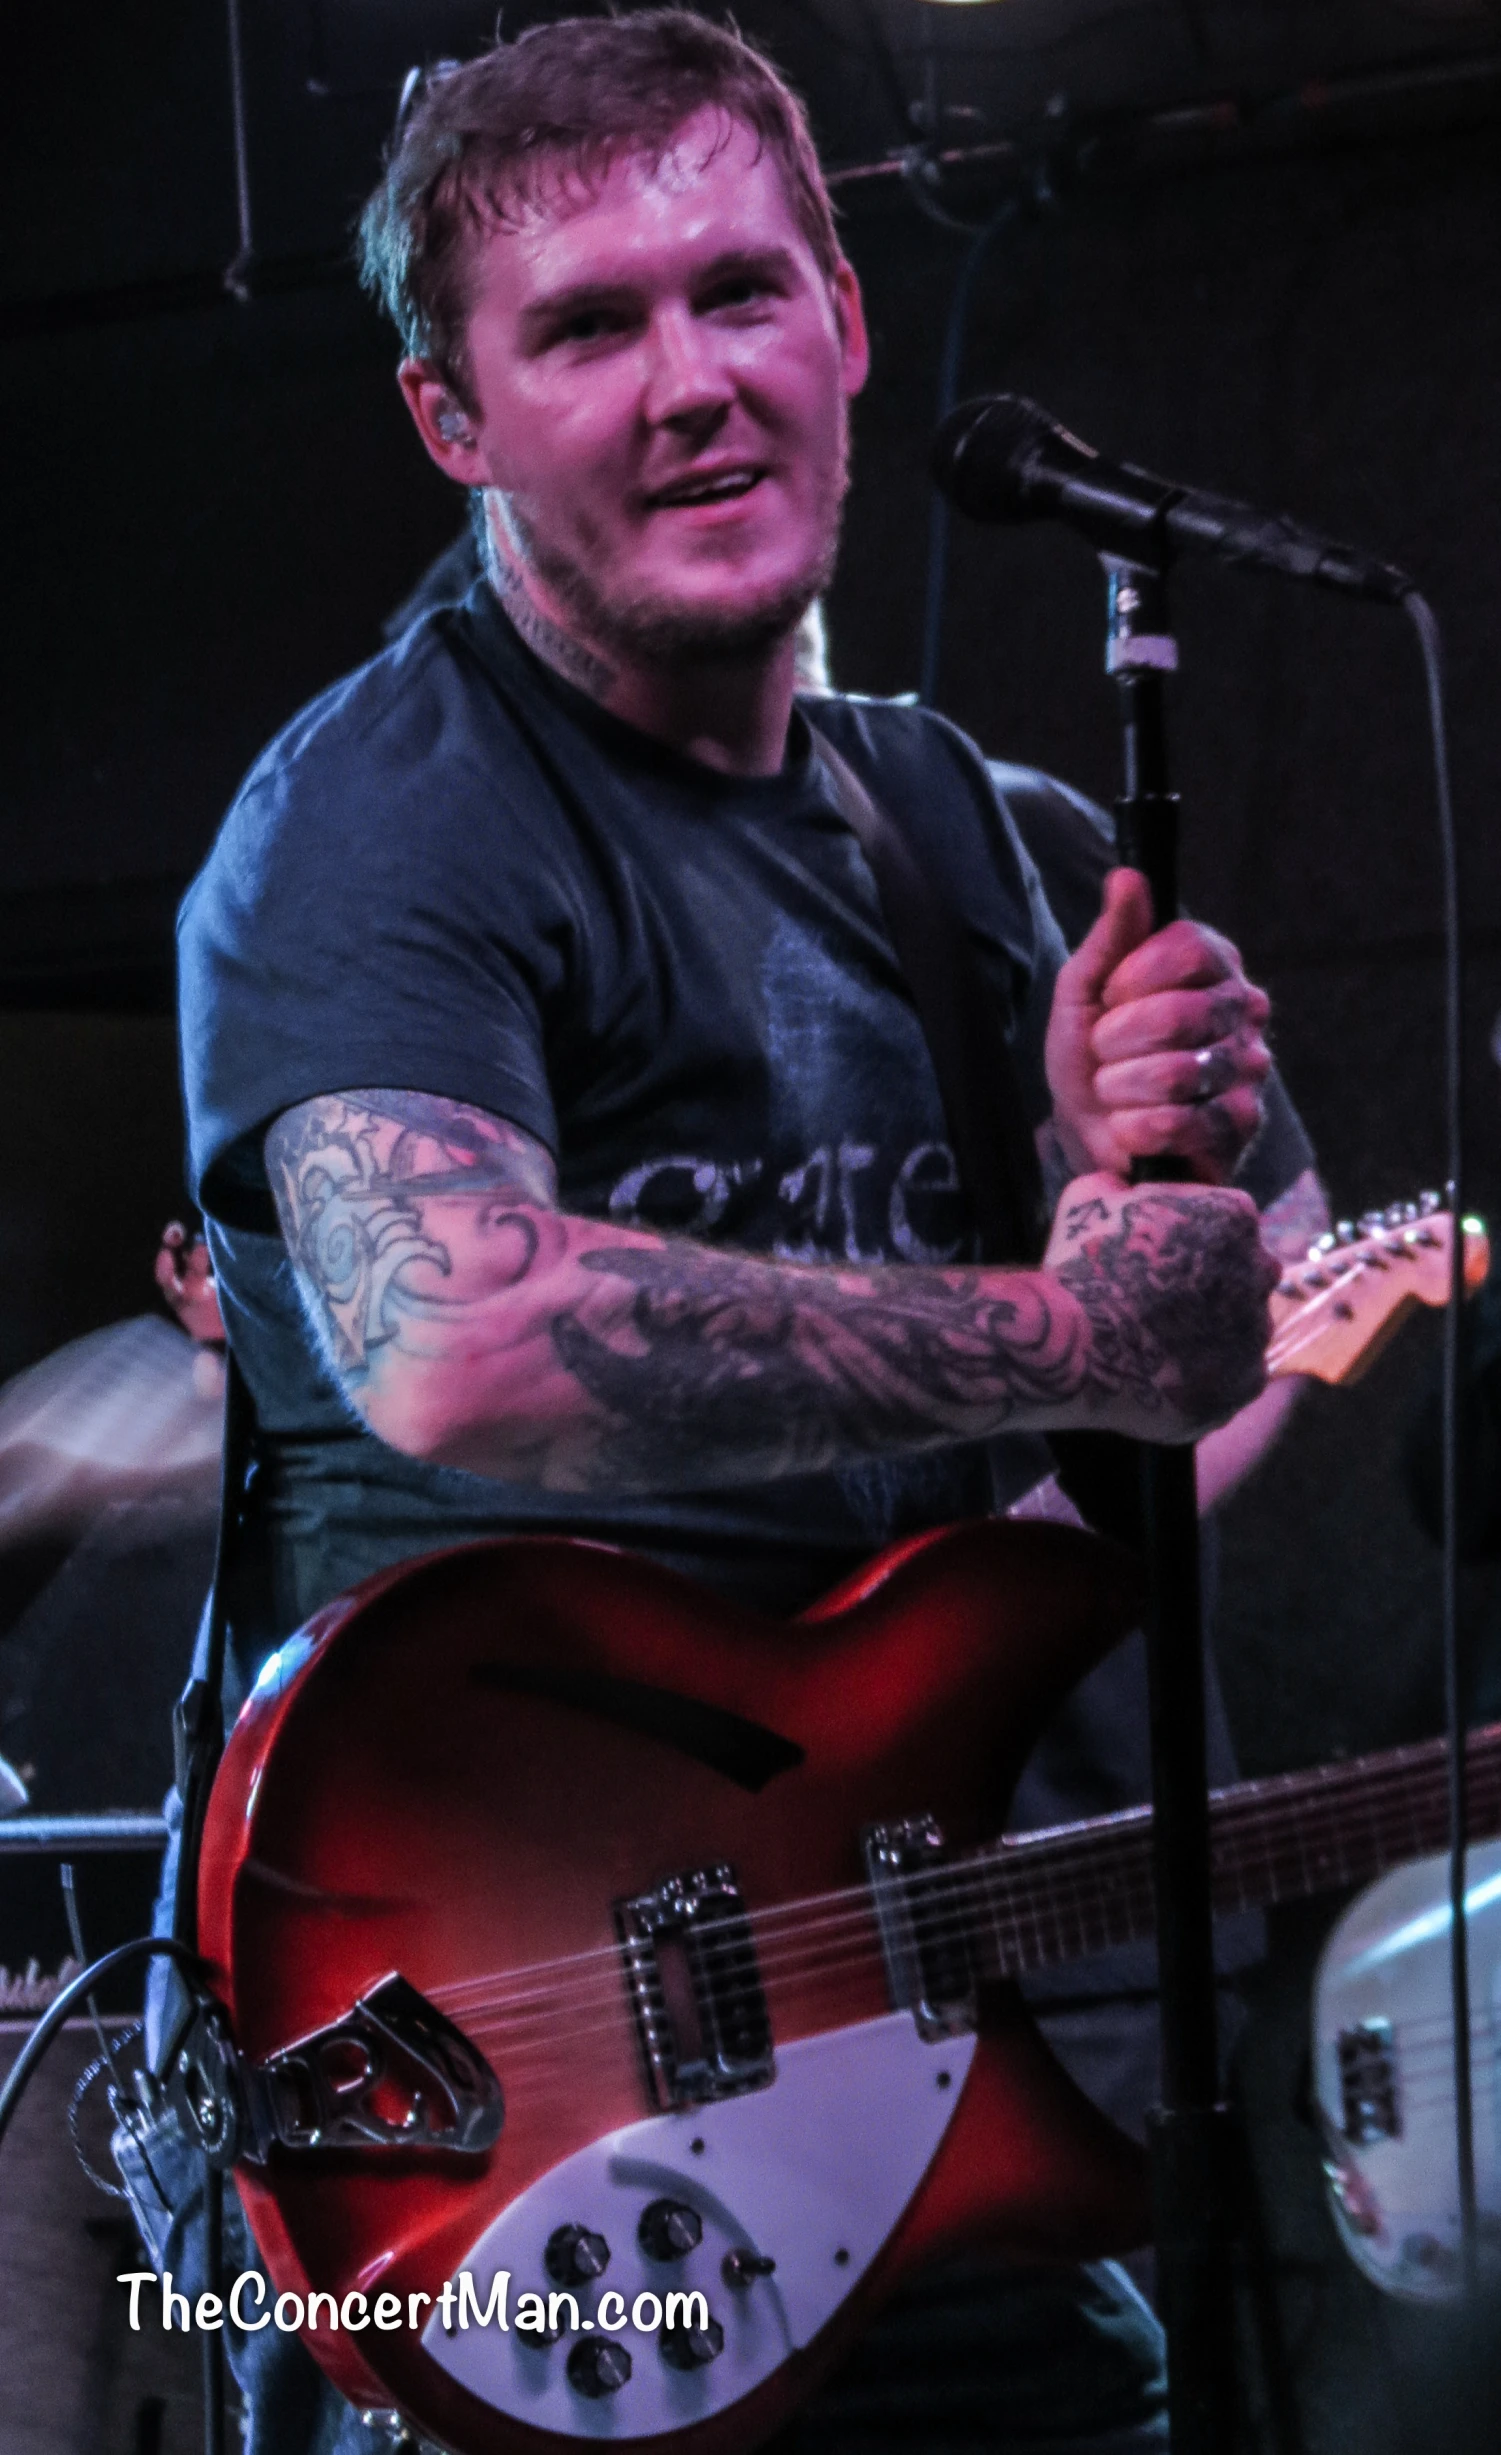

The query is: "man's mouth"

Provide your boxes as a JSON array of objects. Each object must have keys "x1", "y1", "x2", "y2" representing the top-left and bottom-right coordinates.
[{"x1": 645, "y1": 467, "x2": 764, "y2": 510}]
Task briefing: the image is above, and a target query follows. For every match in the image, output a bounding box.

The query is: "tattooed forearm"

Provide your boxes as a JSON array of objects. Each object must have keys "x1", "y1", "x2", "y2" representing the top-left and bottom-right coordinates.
[
  {"x1": 266, "y1": 1092, "x2": 1274, "y2": 1493},
  {"x1": 552, "y1": 1246, "x2": 1088, "y2": 1489}
]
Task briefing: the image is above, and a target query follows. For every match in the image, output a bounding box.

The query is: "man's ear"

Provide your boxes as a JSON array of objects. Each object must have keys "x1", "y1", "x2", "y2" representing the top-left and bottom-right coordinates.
[
  {"x1": 830, "y1": 260, "x2": 870, "y2": 399},
  {"x1": 397, "y1": 358, "x2": 490, "y2": 485}
]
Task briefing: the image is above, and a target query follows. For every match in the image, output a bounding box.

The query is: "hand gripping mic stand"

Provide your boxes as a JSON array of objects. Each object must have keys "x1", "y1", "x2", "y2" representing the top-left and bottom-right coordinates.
[{"x1": 1105, "y1": 556, "x2": 1239, "y2": 2455}]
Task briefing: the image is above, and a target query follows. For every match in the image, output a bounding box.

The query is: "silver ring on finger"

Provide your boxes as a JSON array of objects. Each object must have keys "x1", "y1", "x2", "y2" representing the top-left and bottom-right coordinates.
[{"x1": 1190, "y1": 1045, "x2": 1223, "y2": 1104}]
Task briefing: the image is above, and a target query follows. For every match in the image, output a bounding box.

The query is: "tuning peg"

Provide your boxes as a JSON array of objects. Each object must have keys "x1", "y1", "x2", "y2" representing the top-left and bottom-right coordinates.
[
  {"x1": 1419, "y1": 1189, "x2": 1443, "y2": 1215},
  {"x1": 1335, "y1": 1221, "x2": 1359, "y2": 1244}
]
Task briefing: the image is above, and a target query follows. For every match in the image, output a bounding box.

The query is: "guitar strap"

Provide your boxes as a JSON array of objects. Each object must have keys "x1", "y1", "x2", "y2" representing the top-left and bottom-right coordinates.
[
  {"x1": 149, "y1": 1345, "x2": 259, "y2": 2080},
  {"x1": 812, "y1": 731, "x2": 1049, "y2": 1268},
  {"x1": 813, "y1": 730, "x2": 1142, "y2": 1546}
]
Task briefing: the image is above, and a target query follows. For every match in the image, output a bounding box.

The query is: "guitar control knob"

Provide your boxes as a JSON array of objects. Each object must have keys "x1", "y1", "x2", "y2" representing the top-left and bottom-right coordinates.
[
  {"x1": 545, "y1": 2223, "x2": 610, "y2": 2284},
  {"x1": 723, "y1": 2248, "x2": 777, "y2": 2289},
  {"x1": 660, "y1": 2312, "x2": 725, "y2": 2370},
  {"x1": 567, "y1": 2338, "x2": 632, "y2": 2398},
  {"x1": 638, "y1": 2198, "x2": 702, "y2": 2261}
]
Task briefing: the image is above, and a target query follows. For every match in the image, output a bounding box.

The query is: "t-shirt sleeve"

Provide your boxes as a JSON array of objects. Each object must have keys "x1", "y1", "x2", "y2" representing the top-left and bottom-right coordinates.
[
  {"x1": 179, "y1": 668, "x2": 577, "y2": 1233},
  {"x1": 1234, "y1": 1069, "x2": 1317, "y2": 1211}
]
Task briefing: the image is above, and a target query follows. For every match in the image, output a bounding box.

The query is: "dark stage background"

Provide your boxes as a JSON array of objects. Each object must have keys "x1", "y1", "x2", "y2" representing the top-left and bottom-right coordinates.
[{"x1": 2, "y1": 3, "x2": 1499, "y2": 2447}]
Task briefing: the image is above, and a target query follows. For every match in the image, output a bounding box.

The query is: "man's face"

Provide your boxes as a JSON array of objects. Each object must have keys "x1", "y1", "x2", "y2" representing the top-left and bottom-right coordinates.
[{"x1": 434, "y1": 112, "x2": 868, "y2": 664}]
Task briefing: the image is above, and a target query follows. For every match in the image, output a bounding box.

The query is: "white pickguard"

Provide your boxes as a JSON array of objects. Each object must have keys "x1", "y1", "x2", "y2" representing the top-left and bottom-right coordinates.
[
  {"x1": 1313, "y1": 1840, "x2": 1501, "y2": 2299},
  {"x1": 423, "y1": 2011, "x2": 974, "y2": 2437}
]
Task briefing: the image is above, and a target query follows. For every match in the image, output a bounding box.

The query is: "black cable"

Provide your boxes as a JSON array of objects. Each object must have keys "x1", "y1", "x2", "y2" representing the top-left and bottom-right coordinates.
[
  {"x1": 0, "y1": 1936, "x2": 201, "y2": 2159},
  {"x1": 0, "y1": 1935, "x2": 231, "y2": 2453},
  {"x1": 1404, "y1": 587, "x2": 1475, "y2": 2290},
  {"x1": 60, "y1": 1860, "x2": 129, "y2": 2105},
  {"x1": 59, "y1": 1863, "x2": 173, "y2": 2216},
  {"x1": 223, "y1": 0, "x2": 254, "y2": 299}
]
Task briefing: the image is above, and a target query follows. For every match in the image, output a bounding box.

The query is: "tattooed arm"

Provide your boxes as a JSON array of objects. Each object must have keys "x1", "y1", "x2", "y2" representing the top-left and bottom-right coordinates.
[
  {"x1": 264, "y1": 1090, "x2": 1277, "y2": 1495},
  {"x1": 1196, "y1": 1165, "x2": 1330, "y2": 1511}
]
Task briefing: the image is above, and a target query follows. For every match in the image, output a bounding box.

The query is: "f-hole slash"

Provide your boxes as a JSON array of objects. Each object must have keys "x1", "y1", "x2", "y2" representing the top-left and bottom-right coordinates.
[{"x1": 471, "y1": 1663, "x2": 804, "y2": 1793}]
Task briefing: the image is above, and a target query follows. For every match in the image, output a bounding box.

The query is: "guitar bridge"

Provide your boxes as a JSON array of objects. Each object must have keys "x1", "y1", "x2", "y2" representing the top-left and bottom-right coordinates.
[
  {"x1": 864, "y1": 1814, "x2": 977, "y2": 2041},
  {"x1": 616, "y1": 1863, "x2": 774, "y2": 2110}
]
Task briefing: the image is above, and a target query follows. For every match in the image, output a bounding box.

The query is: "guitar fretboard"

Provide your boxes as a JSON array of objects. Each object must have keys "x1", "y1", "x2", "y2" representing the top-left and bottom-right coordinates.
[{"x1": 949, "y1": 1722, "x2": 1501, "y2": 1979}]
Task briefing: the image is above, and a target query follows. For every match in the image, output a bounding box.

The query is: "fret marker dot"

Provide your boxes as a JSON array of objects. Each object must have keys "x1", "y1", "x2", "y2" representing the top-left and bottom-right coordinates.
[
  {"x1": 834, "y1": 2248, "x2": 850, "y2": 2266},
  {"x1": 936, "y1": 2071, "x2": 951, "y2": 2089},
  {"x1": 690, "y1": 2138, "x2": 706, "y2": 2155}
]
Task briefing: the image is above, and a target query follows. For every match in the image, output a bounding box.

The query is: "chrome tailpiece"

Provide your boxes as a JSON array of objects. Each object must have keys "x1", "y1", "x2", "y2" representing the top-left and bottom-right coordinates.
[{"x1": 168, "y1": 1972, "x2": 503, "y2": 2165}]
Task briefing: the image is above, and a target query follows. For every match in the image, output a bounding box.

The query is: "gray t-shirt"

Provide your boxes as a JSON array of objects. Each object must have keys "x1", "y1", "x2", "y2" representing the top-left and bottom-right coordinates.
[{"x1": 178, "y1": 588, "x2": 1067, "y2": 1689}]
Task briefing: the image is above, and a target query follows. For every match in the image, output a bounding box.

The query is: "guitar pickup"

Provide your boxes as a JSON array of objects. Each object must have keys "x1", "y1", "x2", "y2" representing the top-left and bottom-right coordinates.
[
  {"x1": 1337, "y1": 2019, "x2": 1401, "y2": 2145},
  {"x1": 864, "y1": 1815, "x2": 977, "y2": 2041},
  {"x1": 616, "y1": 1862, "x2": 774, "y2": 2111}
]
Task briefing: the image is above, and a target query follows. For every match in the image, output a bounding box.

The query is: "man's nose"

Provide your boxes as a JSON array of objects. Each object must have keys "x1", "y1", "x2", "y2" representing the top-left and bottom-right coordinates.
[{"x1": 641, "y1": 305, "x2": 736, "y2": 430}]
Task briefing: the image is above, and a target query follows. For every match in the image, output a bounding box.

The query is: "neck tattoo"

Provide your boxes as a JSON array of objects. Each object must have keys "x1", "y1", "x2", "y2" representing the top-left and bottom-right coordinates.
[{"x1": 481, "y1": 522, "x2": 617, "y2": 702}]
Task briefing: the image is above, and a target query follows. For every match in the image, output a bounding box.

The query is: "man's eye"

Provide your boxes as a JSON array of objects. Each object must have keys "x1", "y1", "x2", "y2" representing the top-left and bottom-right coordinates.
[
  {"x1": 709, "y1": 278, "x2": 769, "y2": 310},
  {"x1": 553, "y1": 308, "x2": 628, "y2": 346}
]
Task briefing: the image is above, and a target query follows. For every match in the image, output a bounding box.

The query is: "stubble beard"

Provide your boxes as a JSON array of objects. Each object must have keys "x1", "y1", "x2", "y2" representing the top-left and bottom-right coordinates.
[{"x1": 496, "y1": 429, "x2": 850, "y2": 672}]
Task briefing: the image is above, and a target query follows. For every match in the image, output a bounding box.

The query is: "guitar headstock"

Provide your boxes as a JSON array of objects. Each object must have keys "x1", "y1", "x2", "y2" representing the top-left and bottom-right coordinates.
[{"x1": 1266, "y1": 1194, "x2": 1490, "y2": 1387}]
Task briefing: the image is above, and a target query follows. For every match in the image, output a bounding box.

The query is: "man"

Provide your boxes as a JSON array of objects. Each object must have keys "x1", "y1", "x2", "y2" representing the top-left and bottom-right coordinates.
[{"x1": 170, "y1": 15, "x2": 1279, "y2": 2451}]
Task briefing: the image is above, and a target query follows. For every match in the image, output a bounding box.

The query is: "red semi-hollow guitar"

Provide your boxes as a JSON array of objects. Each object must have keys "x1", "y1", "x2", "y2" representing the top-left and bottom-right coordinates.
[
  {"x1": 198, "y1": 1519, "x2": 1152, "y2": 2454},
  {"x1": 188, "y1": 1200, "x2": 1488, "y2": 2453}
]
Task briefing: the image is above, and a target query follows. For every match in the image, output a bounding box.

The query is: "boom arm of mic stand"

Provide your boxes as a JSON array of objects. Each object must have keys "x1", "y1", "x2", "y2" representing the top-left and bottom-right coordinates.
[{"x1": 1107, "y1": 556, "x2": 1238, "y2": 2455}]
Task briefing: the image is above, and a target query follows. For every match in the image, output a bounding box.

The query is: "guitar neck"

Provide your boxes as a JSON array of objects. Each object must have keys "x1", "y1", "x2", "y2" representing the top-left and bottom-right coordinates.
[{"x1": 960, "y1": 1721, "x2": 1501, "y2": 1979}]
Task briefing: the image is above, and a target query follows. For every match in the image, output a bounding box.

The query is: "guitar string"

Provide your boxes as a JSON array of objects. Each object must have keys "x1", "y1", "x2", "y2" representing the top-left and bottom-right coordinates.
[
  {"x1": 462, "y1": 1995, "x2": 1501, "y2": 2112},
  {"x1": 460, "y1": 1986, "x2": 1501, "y2": 2115},
  {"x1": 421, "y1": 1749, "x2": 1501, "y2": 2031},
  {"x1": 426, "y1": 1762, "x2": 1501, "y2": 2038},
  {"x1": 433, "y1": 1814, "x2": 1490, "y2": 2045},
  {"x1": 422, "y1": 1722, "x2": 1501, "y2": 2012},
  {"x1": 431, "y1": 1822, "x2": 1501, "y2": 2050}
]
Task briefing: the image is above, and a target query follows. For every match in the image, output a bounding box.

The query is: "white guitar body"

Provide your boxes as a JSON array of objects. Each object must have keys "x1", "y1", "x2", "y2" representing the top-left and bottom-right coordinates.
[{"x1": 1313, "y1": 1842, "x2": 1501, "y2": 2298}]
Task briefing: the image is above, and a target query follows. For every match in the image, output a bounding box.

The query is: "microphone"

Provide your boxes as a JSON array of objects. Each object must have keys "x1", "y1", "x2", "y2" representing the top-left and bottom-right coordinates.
[{"x1": 932, "y1": 393, "x2": 1412, "y2": 604}]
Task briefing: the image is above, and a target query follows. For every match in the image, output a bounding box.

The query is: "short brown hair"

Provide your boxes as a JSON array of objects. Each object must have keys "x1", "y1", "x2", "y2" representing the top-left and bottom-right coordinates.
[{"x1": 359, "y1": 10, "x2": 841, "y2": 410}]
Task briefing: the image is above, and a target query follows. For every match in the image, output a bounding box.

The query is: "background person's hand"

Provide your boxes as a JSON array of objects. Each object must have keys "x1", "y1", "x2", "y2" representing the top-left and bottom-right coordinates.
[
  {"x1": 155, "y1": 1222, "x2": 226, "y2": 1346},
  {"x1": 1045, "y1": 869, "x2": 1271, "y2": 1183}
]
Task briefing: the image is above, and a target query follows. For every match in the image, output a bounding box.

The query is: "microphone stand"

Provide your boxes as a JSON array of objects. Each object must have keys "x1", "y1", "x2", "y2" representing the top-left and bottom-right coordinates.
[{"x1": 1105, "y1": 556, "x2": 1238, "y2": 2454}]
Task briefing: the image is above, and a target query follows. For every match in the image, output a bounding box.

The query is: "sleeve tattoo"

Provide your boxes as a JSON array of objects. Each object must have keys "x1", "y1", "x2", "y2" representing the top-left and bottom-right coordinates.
[{"x1": 265, "y1": 1091, "x2": 1264, "y2": 1492}]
